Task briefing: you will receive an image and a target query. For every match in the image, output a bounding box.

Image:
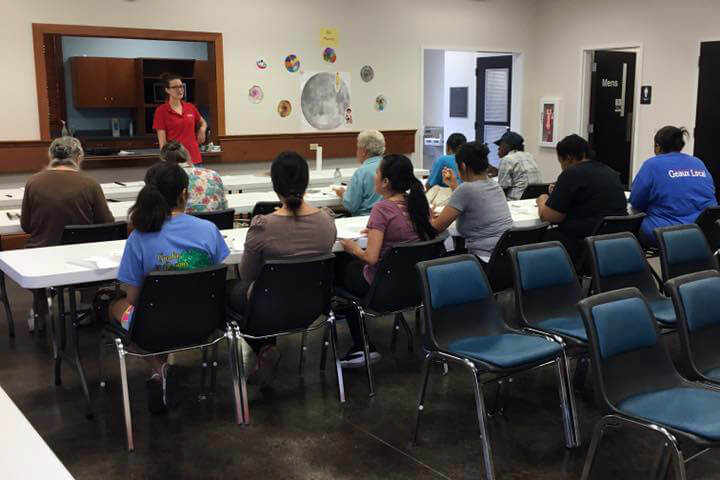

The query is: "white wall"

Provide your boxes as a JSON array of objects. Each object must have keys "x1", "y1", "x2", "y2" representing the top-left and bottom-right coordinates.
[
  {"x1": 422, "y1": 49, "x2": 444, "y2": 128},
  {"x1": 443, "y1": 51, "x2": 479, "y2": 143},
  {"x1": 522, "y1": 0, "x2": 720, "y2": 182}
]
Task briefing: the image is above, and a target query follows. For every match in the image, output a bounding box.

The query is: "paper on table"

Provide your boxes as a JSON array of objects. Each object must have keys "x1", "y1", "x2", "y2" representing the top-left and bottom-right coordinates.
[{"x1": 67, "y1": 256, "x2": 120, "y2": 269}]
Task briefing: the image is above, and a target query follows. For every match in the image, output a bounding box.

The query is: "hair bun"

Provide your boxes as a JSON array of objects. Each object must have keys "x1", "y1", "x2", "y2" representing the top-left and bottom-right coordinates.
[{"x1": 53, "y1": 145, "x2": 70, "y2": 159}]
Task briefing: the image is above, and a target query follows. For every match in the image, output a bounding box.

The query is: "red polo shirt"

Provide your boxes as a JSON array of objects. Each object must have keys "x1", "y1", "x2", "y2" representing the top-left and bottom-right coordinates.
[{"x1": 153, "y1": 101, "x2": 203, "y2": 164}]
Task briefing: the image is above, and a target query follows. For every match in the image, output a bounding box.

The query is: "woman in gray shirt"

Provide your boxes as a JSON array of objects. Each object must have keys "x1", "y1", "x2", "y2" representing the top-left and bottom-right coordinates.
[{"x1": 431, "y1": 142, "x2": 513, "y2": 261}]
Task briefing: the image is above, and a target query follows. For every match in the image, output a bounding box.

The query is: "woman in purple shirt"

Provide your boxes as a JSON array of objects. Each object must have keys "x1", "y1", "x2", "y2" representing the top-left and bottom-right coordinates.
[{"x1": 336, "y1": 154, "x2": 437, "y2": 368}]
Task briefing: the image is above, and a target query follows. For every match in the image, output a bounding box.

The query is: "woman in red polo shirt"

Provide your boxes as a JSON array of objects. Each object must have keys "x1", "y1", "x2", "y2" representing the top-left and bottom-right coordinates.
[{"x1": 153, "y1": 73, "x2": 208, "y2": 166}]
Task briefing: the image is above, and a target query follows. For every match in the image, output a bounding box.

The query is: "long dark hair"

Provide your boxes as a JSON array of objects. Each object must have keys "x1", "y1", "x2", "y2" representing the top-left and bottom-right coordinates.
[
  {"x1": 129, "y1": 162, "x2": 188, "y2": 233},
  {"x1": 455, "y1": 141, "x2": 490, "y2": 174},
  {"x1": 655, "y1": 126, "x2": 688, "y2": 153},
  {"x1": 270, "y1": 151, "x2": 309, "y2": 215},
  {"x1": 379, "y1": 155, "x2": 436, "y2": 240}
]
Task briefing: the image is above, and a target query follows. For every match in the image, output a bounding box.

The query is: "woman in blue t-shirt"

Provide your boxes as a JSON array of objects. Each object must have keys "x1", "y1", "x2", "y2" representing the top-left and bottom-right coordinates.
[
  {"x1": 629, "y1": 126, "x2": 717, "y2": 246},
  {"x1": 110, "y1": 162, "x2": 230, "y2": 413}
]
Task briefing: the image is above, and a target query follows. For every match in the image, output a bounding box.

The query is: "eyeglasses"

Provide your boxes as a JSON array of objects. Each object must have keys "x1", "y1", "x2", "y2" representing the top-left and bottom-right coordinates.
[{"x1": 168, "y1": 85, "x2": 185, "y2": 90}]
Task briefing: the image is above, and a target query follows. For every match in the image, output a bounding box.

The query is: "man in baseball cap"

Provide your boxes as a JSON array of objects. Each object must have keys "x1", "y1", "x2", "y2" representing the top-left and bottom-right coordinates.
[{"x1": 495, "y1": 131, "x2": 542, "y2": 200}]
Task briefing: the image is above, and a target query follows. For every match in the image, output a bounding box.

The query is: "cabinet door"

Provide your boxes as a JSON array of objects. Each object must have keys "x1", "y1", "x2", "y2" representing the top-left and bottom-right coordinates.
[
  {"x1": 107, "y1": 59, "x2": 137, "y2": 107},
  {"x1": 71, "y1": 57, "x2": 109, "y2": 108}
]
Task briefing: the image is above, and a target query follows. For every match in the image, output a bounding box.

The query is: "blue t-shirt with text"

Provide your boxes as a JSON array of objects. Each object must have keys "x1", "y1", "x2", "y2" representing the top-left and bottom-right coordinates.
[{"x1": 629, "y1": 152, "x2": 716, "y2": 242}]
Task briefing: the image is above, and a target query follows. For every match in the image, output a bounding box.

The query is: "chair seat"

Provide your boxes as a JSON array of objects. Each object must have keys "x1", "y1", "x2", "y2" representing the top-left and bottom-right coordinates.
[
  {"x1": 618, "y1": 387, "x2": 720, "y2": 442},
  {"x1": 704, "y1": 366, "x2": 720, "y2": 382},
  {"x1": 648, "y1": 298, "x2": 677, "y2": 326},
  {"x1": 447, "y1": 334, "x2": 561, "y2": 369},
  {"x1": 536, "y1": 315, "x2": 588, "y2": 342}
]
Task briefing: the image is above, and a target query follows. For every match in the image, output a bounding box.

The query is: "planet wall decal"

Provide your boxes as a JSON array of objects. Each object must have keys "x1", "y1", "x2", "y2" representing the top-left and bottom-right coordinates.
[{"x1": 301, "y1": 72, "x2": 351, "y2": 130}]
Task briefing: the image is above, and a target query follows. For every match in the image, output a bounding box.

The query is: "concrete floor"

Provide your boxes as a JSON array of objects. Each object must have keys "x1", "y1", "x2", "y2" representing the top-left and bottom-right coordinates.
[{"x1": 1, "y1": 279, "x2": 719, "y2": 479}]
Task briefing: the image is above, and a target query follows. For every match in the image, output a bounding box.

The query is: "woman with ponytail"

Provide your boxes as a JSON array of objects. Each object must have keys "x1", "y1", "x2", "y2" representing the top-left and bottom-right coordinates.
[
  {"x1": 227, "y1": 151, "x2": 336, "y2": 386},
  {"x1": 111, "y1": 162, "x2": 230, "y2": 413},
  {"x1": 337, "y1": 154, "x2": 437, "y2": 368},
  {"x1": 431, "y1": 141, "x2": 513, "y2": 263},
  {"x1": 629, "y1": 126, "x2": 716, "y2": 246}
]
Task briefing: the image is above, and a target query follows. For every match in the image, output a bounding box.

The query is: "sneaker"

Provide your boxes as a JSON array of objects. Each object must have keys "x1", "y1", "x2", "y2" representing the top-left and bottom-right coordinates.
[
  {"x1": 247, "y1": 345, "x2": 281, "y2": 387},
  {"x1": 340, "y1": 348, "x2": 381, "y2": 369},
  {"x1": 145, "y1": 374, "x2": 167, "y2": 414},
  {"x1": 162, "y1": 364, "x2": 181, "y2": 409}
]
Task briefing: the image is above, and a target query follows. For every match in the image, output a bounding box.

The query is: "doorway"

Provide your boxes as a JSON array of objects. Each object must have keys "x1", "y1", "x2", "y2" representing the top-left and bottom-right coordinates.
[
  {"x1": 694, "y1": 41, "x2": 720, "y2": 199},
  {"x1": 476, "y1": 55, "x2": 513, "y2": 167},
  {"x1": 588, "y1": 50, "x2": 637, "y2": 187}
]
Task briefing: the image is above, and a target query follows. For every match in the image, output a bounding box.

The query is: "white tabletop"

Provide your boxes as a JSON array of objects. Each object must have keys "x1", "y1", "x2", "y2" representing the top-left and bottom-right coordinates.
[{"x1": 0, "y1": 387, "x2": 74, "y2": 479}]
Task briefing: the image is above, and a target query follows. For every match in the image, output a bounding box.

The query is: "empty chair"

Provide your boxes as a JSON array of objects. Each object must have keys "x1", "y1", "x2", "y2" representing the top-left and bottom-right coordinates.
[
  {"x1": 414, "y1": 255, "x2": 580, "y2": 479},
  {"x1": 575, "y1": 213, "x2": 646, "y2": 274},
  {"x1": 61, "y1": 221, "x2": 128, "y2": 245},
  {"x1": 667, "y1": 270, "x2": 720, "y2": 386},
  {"x1": 519, "y1": 183, "x2": 551, "y2": 200},
  {"x1": 586, "y1": 232, "x2": 675, "y2": 327},
  {"x1": 190, "y1": 208, "x2": 235, "y2": 230},
  {"x1": 578, "y1": 287, "x2": 720, "y2": 479},
  {"x1": 694, "y1": 206, "x2": 720, "y2": 252},
  {"x1": 332, "y1": 237, "x2": 445, "y2": 396},
  {"x1": 655, "y1": 224, "x2": 718, "y2": 283},
  {"x1": 99, "y1": 265, "x2": 241, "y2": 451},
  {"x1": 484, "y1": 222, "x2": 549, "y2": 292},
  {"x1": 228, "y1": 255, "x2": 344, "y2": 423}
]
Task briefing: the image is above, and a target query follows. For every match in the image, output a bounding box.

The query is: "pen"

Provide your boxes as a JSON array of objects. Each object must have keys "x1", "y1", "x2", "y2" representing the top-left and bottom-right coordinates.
[
  {"x1": 5, "y1": 195, "x2": 11, "y2": 198},
  {"x1": 115, "y1": 181, "x2": 126, "y2": 187},
  {"x1": 6, "y1": 212, "x2": 11, "y2": 220}
]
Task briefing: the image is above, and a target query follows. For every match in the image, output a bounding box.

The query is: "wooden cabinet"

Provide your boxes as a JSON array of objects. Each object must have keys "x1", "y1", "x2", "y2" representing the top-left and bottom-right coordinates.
[{"x1": 71, "y1": 57, "x2": 137, "y2": 108}]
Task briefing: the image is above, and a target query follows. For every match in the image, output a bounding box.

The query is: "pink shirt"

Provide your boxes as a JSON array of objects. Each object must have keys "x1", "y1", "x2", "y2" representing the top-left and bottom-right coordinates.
[{"x1": 364, "y1": 199, "x2": 421, "y2": 284}]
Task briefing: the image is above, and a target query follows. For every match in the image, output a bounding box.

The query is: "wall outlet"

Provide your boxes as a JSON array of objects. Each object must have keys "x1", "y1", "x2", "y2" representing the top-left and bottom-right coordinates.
[{"x1": 309, "y1": 143, "x2": 319, "y2": 150}]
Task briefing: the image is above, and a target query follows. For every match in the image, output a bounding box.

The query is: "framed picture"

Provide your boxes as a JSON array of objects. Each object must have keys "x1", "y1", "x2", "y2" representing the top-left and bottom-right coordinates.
[{"x1": 539, "y1": 98, "x2": 561, "y2": 147}]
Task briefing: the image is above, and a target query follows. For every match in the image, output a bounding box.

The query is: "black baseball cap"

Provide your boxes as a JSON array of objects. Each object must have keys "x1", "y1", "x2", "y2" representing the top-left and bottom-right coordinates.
[{"x1": 494, "y1": 131, "x2": 524, "y2": 149}]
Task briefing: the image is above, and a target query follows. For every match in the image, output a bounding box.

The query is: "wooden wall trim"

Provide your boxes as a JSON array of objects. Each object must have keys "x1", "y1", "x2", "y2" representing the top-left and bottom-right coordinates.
[
  {"x1": 0, "y1": 141, "x2": 50, "y2": 173},
  {"x1": 216, "y1": 129, "x2": 417, "y2": 164}
]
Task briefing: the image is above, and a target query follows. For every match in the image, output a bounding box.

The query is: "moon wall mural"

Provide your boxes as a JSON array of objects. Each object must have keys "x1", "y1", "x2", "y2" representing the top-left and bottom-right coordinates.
[{"x1": 300, "y1": 72, "x2": 351, "y2": 131}]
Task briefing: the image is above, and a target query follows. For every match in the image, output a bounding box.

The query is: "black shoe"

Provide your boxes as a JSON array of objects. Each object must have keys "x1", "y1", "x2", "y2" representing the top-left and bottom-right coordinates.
[
  {"x1": 146, "y1": 376, "x2": 167, "y2": 414},
  {"x1": 162, "y1": 364, "x2": 181, "y2": 410}
]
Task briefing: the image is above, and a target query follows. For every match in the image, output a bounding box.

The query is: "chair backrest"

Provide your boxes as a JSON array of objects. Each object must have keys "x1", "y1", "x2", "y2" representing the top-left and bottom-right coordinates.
[
  {"x1": 666, "y1": 270, "x2": 720, "y2": 380},
  {"x1": 586, "y1": 232, "x2": 660, "y2": 299},
  {"x1": 251, "y1": 201, "x2": 282, "y2": 217},
  {"x1": 190, "y1": 208, "x2": 235, "y2": 230},
  {"x1": 520, "y1": 183, "x2": 551, "y2": 200},
  {"x1": 695, "y1": 206, "x2": 720, "y2": 252},
  {"x1": 577, "y1": 288, "x2": 683, "y2": 414},
  {"x1": 364, "y1": 237, "x2": 445, "y2": 313},
  {"x1": 243, "y1": 254, "x2": 335, "y2": 336},
  {"x1": 61, "y1": 221, "x2": 128, "y2": 245},
  {"x1": 129, "y1": 265, "x2": 228, "y2": 352},
  {"x1": 576, "y1": 213, "x2": 646, "y2": 273},
  {"x1": 484, "y1": 222, "x2": 549, "y2": 292},
  {"x1": 417, "y1": 255, "x2": 506, "y2": 353},
  {"x1": 508, "y1": 241, "x2": 584, "y2": 327},
  {"x1": 655, "y1": 224, "x2": 718, "y2": 282}
]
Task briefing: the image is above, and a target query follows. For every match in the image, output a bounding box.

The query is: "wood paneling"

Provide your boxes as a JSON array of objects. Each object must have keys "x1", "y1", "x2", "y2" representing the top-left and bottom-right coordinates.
[
  {"x1": 216, "y1": 129, "x2": 417, "y2": 164},
  {"x1": 0, "y1": 141, "x2": 50, "y2": 173},
  {"x1": 1, "y1": 234, "x2": 29, "y2": 251}
]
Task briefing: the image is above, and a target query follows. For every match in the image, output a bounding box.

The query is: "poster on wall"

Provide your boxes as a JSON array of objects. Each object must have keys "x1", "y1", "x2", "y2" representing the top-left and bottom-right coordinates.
[
  {"x1": 539, "y1": 98, "x2": 561, "y2": 147},
  {"x1": 300, "y1": 72, "x2": 352, "y2": 131}
]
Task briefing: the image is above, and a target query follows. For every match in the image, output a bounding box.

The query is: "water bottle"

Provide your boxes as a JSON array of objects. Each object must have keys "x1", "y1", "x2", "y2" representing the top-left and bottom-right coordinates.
[{"x1": 333, "y1": 168, "x2": 342, "y2": 183}]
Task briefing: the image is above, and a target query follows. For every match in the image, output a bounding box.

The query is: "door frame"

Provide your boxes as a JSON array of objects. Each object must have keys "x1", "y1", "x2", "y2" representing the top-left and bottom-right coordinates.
[
  {"x1": 578, "y1": 43, "x2": 643, "y2": 180},
  {"x1": 419, "y1": 45, "x2": 524, "y2": 167},
  {"x1": 690, "y1": 37, "x2": 720, "y2": 157}
]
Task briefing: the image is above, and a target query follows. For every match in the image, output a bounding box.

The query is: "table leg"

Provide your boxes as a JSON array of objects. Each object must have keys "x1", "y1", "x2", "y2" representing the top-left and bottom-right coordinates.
[
  {"x1": 54, "y1": 287, "x2": 65, "y2": 386},
  {"x1": 68, "y1": 287, "x2": 93, "y2": 417}
]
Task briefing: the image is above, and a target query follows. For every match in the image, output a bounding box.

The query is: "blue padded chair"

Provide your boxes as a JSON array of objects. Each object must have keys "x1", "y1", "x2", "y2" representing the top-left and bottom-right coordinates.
[
  {"x1": 578, "y1": 287, "x2": 720, "y2": 480},
  {"x1": 414, "y1": 255, "x2": 581, "y2": 480},
  {"x1": 508, "y1": 242, "x2": 587, "y2": 345},
  {"x1": 586, "y1": 232, "x2": 675, "y2": 327},
  {"x1": 655, "y1": 224, "x2": 718, "y2": 284},
  {"x1": 667, "y1": 270, "x2": 720, "y2": 386}
]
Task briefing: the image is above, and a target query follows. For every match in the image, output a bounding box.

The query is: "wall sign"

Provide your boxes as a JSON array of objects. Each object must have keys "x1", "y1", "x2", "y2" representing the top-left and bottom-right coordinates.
[{"x1": 640, "y1": 85, "x2": 652, "y2": 104}]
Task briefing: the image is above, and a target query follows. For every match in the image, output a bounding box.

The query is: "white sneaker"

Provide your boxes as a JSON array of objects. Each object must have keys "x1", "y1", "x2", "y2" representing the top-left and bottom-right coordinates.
[{"x1": 340, "y1": 350, "x2": 381, "y2": 369}]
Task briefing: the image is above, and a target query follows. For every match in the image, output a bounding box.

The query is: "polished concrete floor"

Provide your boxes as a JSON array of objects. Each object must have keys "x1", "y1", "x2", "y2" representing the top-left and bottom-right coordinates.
[{"x1": 1, "y1": 280, "x2": 719, "y2": 479}]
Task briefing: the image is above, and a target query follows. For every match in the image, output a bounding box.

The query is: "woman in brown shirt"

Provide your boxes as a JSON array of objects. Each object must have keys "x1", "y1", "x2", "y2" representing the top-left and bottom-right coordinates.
[
  {"x1": 228, "y1": 151, "x2": 337, "y2": 386},
  {"x1": 21, "y1": 136, "x2": 114, "y2": 329}
]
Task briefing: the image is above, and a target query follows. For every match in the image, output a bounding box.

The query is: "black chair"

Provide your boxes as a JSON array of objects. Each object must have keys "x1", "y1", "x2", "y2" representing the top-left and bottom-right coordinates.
[
  {"x1": 190, "y1": 208, "x2": 235, "y2": 230},
  {"x1": 99, "y1": 265, "x2": 240, "y2": 451},
  {"x1": 228, "y1": 255, "x2": 344, "y2": 424},
  {"x1": 519, "y1": 183, "x2": 551, "y2": 200},
  {"x1": 586, "y1": 232, "x2": 675, "y2": 328},
  {"x1": 578, "y1": 288, "x2": 720, "y2": 479},
  {"x1": 251, "y1": 201, "x2": 282, "y2": 217},
  {"x1": 484, "y1": 223, "x2": 549, "y2": 292},
  {"x1": 655, "y1": 224, "x2": 719, "y2": 283},
  {"x1": 694, "y1": 206, "x2": 720, "y2": 252},
  {"x1": 667, "y1": 270, "x2": 720, "y2": 386},
  {"x1": 575, "y1": 213, "x2": 646, "y2": 275},
  {"x1": 331, "y1": 237, "x2": 446, "y2": 396},
  {"x1": 413, "y1": 255, "x2": 580, "y2": 479},
  {"x1": 61, "y1": 221, "x2": 128, "y2": 245}
]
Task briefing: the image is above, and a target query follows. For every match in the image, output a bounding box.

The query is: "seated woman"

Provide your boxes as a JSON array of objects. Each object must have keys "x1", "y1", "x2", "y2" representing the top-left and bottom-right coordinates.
[
  {"x1": 537, "y1": 134, "x2": 628, "y2": 263},
  {"x1": 160, "y1": 140, "x2": 228, "y2": 213},
  {"x1": 629, "y1": 126, "x2": 716, "y2": 246},
  {"x1": 21, "y1": 136, "x2": 114, "y2": 331},
  {"x1": 227, "y1": 152, "x2": 337, "y2": 386},
  {"x1": 110, "y1": 162, "x2": 230, "y2": 413},
  {"x1": 432, "y1": 142, "x2": 514, "y2": 262},
  {"x1": 336, "y1": 154, "x2": 437, "y2": 368}
]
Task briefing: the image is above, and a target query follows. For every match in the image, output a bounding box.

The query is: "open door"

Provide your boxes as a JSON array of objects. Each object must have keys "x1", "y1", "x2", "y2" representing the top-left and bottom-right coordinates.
[
  {"x1": 476, "y1": 55, "x2": 512, "y2": 168},
  {"x1": 695, "y1": 41, "x2": 720, "y2": 200},
  {"x1": 589, "y1": 50, "x2": 636, "y2": 187}
]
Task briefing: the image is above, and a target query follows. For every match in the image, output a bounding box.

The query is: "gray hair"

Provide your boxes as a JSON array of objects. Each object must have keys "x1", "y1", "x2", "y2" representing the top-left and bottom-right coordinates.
[
  {"x1": 48, "y1": 136, "x2": 83, "y2": 167},
  {"x1": 357, "y1": 130, "x2": 386, "y2": 157}
]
